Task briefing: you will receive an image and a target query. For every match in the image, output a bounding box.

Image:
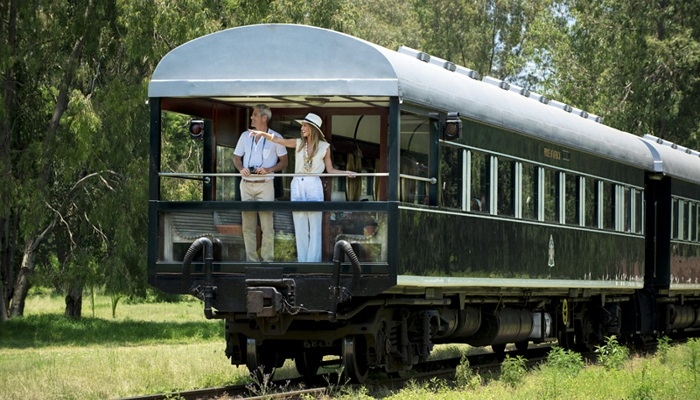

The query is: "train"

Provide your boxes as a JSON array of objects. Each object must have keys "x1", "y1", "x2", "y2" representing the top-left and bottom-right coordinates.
[{"x1": 147, "y1": 24, "x2": 700, "y2": 383}]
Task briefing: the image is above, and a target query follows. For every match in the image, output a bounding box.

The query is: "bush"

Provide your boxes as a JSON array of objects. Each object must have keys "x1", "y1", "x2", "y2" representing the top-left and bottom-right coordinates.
[
  {"x1": 500, "y1": 355, "x2": 526, "y2": 387},
  {"x1": 595, "y1": 335, "x2": 629, "y2": 370},
  {"x1": 455, "y1": 352, "x2": 482, "y2": 390},
  {"x1": 545, "y1": 346, "x2": 584, "y2": 376},
  {"x1": 656, "y1": 335, "x2": 671, "y2": 364}
]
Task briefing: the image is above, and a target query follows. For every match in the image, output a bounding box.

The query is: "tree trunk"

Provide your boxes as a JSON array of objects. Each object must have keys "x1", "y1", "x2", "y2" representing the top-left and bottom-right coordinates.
[
  {"x1": 9, "y1": 237, "x2": 41, "y2": 317},
  {"x1": 65, "y1": 284, "x2": 82, "y2": 318},
  {"x1": 0, "y1": 277, "x2": 7, "y2": 322},
  {"x1": 0, "y1": 0, "x2": 19, "y2": 323},
  {"x1": 0, "y1": 217, "x2": 9, "y2": 322}
]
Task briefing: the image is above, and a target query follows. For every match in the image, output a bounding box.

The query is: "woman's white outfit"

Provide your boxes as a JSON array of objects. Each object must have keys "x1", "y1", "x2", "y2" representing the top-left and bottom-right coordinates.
[{"x1": 291, "y1": 139, "x2": 329, "y2": 262}]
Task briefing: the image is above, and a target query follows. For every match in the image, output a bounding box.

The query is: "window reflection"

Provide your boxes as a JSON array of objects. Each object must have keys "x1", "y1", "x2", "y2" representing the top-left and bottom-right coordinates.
[
  {"x1": 544, "y1": 169, "x2": 558, "y2": 223},
  {"x1": 440, "y1": 145, "x2": 463, "y2": 210},
  {"x1": 603, "y1": 182, "x2": 615, "y2": 230},
  {"x1": 565, "y1": 174, "x2": 578, "y2": 225},
  {"x1": 584, "y1": 179, "x2": 597, "y2": 228},
  {"x1": 216, "y1": 146, "x2": 238, "y2": 201},
  {"x1": 522, "y1": 163, "x2": 538, "y2": 220},
  {"x1": 690, "y1": 202, "x2": 697, "y2": 241},
  {"x1": 400, "y1": 112, "x2": 430, "y2": 205},
  {"x1": 672, "y1": 199, "x2": 679, "y2": 239},
  {"x1": 160, "y1": 210, "x2": 388, "y2": 263},
  {"x1": 497, "y1": 158, "x2": 515, "y2": 216},
  {"x1": 634, "y1": 190, "x2": 644, "y2": 234},
  {"x1": 470, "y1": 151, "x2": 489, "y2": 213},
  {"x1": 623, "y1": 187, "x2": 631, "y2": 232}
]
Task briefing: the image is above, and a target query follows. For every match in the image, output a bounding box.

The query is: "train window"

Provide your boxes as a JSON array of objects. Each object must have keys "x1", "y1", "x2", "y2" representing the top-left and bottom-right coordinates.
[
  {"x1": 497, "y1": 158, "x2": 515, "y2": 217},
  {"x1": 685, "y1": 202, "x2": 689, "y2": 240},
  {"x1": 689, "y1": 203, "x2": 700, "y2": 242},
  {"x1": 696, "y1": 203, "x2": 700, "y2": 242},
  {"x1": 216, "y1": 146, "x2": 238, "y2": 201},
  {"x1": 584, "y1": 178, "x2": 597, "y2": 228},
  {"x1": 631, "y1": 188, "x2": 644, "y2": 234},
  {"x1": 470, "y1": 151, "x2": 490, "y2": 213},
  {"x1": 681, "y1": 200, "x2": 689, "y2": 240},
  {"x1": 677, "y1": 200, "x2": 687, "y2": 240},
  {"x1": 672, "y1": 198, "x2": 679, "y2": 239},
  {"x1": 602, "y1": 182, "x2": 615, "y2": 230},
  {"x1": 544, "y1": 169, "x2": 560, "y2": 223},
  {"x1": 330, "y1": 114, "x2": 382, "y2": 201},
  {"x1": 439, "y1": 145, "x2": 463, "y2": 210},
  {"x1": 521, "y1": 162, "x2": 538, "y2": 220},
  {"x1": 622, "y1": 186, "x2": 631, "y2": 232},
  {"x1": 565, "y1": 174, "x2": 578, "y2": 225},
  {"x1": 400, "y1": 113, "x2": 430, "y2": 204},
  {"x1": 688, "y1": 202, "x2": 695, "y2": 241}
]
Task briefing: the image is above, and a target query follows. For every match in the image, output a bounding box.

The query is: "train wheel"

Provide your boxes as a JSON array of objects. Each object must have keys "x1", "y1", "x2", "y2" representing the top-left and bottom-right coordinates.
[
  {"x1": 557, "y1": 329, "x2": 575, "y2": 349},
  {"x1": 491, "y1": 343, "x2": 507, "y2": 355},
  {"x1": 342, "y1": 335, "x2": 369, "y2": 384},
  {"x1": 515, "y1": 340, "x2": 529, "y2": 352},
  {"x1": 246, "y1": 338, "x2": 279, "y2": 381},
  {"x1": 295, "y1": 351, "x2": 323, "y2": 377}
]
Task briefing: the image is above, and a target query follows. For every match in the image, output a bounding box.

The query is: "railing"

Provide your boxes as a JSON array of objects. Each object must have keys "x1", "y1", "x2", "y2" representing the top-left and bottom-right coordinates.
[
  {"x1": 159, "y1": 171, "x2": 390, "y2": 184},
  {"x1": 399, "y1": 174, "x2": 437, "y2": 184}
]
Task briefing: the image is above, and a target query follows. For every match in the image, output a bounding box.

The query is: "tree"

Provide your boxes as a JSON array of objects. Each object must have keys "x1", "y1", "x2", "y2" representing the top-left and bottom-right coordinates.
[
  {"x1": 539, "y1": 0, "x2": 700, "y2": 146},
  {"x1": 413, "y1": 0, "x2": 552, "y2": 81}
]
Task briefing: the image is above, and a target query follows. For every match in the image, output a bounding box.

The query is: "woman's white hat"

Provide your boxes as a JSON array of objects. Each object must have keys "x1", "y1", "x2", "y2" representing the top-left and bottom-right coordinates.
[{"x1": 295, "y1": 113, "x2": 323, "y2": 136}]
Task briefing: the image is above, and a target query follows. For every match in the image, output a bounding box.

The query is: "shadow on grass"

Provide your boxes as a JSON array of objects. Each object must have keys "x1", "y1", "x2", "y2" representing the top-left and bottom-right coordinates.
[{"x1": 0, "y1": 314, "x2": 224, "y2": 348}]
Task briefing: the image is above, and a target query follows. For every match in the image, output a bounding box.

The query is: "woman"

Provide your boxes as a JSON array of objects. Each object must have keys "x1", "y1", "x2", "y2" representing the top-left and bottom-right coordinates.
[{"x1": 251, "y1": 113, "x2": 354, "y2": 262}]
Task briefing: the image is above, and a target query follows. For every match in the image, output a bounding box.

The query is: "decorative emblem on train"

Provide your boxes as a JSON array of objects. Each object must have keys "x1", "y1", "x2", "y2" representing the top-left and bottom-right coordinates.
[{"x1": 548, "y1": 235, "x2": 555, "y2": 268}]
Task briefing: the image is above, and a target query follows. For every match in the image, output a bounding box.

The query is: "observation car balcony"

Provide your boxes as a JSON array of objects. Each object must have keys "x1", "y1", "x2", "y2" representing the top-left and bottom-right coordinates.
[{"x1": 148, "y1": 171, "x2": 396, "y2": 277}]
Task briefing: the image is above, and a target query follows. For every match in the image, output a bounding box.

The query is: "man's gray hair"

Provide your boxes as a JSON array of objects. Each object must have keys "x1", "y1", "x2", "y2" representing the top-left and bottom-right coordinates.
[{"x1": 255, "y1": 104, "x2": 272, "y2": 122}]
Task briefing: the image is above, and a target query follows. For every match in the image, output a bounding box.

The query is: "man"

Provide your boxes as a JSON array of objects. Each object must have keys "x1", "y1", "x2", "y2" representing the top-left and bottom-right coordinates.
[{"x1": 233, "y1": 104, "x2": 288, "y2": 262}]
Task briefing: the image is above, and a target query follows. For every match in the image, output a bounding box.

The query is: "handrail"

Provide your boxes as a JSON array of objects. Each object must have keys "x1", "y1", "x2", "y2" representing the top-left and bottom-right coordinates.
[
  {"x1": 400, "y1": 174, "x2": 437, "y2": 184},
  {"x1": 159, "y1": 172, "x2": 389, "y2": 178},
  {"x1": 159, "y1": 171, "x2": 436, "y2": 184}
]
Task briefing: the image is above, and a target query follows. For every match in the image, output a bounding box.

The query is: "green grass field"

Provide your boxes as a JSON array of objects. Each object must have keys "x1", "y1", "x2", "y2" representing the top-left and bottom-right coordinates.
[
  {"x1": 2, "y1": 289, "x2": 700, "y2": 399},
  {"x1": 0, "y1": 289, "x2": 248, "y2": 399}
]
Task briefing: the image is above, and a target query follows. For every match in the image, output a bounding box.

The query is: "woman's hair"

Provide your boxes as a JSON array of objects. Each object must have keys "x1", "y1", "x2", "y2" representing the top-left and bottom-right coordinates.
[{"x1": 296, "y1": 122, "x2": 326, "y2": 156}]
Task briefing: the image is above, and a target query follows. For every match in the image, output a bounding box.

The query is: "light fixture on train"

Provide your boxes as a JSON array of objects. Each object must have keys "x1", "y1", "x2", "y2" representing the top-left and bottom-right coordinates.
[
  {"x1": 189, "y1": 119, "x2": 204, "y2": 140},
  {"x1": 442, "y1": 112, "x2": 462, "y2": 141}
]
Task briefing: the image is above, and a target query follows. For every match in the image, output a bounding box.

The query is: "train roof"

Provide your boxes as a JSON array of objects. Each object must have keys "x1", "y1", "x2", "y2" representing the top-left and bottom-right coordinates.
[
  {"x1": 149, "y1": 23, "x2": 700, "y2": 182},
  {"x1": 641, "y1": 135, "x2": 700, "y2": 185}
]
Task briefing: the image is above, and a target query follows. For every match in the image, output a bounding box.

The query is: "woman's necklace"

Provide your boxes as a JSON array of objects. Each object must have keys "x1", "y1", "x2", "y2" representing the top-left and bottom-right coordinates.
[{"x1": 303, "y1": 142, "x2": 313, "y2": 172}]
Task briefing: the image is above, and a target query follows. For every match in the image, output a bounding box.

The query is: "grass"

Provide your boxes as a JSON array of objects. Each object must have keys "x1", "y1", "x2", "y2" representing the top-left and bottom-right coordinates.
[
  {"x1": 355, "y1": 339, "x2": 698, "y2": 400},
  {"x1": 0, "y1": 289, "x2": 246, "y2": 400},
  {"x1": 3, "y1": 290, "x2": 700, "y2": 399}
]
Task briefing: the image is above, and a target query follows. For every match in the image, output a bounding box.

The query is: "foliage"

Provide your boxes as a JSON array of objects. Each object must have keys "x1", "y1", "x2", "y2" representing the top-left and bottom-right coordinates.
[
  {"x1": 413, "y1": 0, "x2": 553, "y2": 82},
  {"x1": 500, "y1": 354, "x2": 527, "y2": 387},
  {"x1": 246, "y1": 366, "x2": 282, "y2": 397},
  {"x1": 2, "y1": 0, "x2": 699, "y2": 320},
  {"x1": 539, "y1": 0, "x2": 700, "y2": 148},
  {"x1": 595, "y1": 335, "x2": 630, "y2": 370},
  {"x1": 538, "y1": 345, "x2": 585, "y2": 399},
  {"x1": 544, "y1": 345, "x2": 584, "y2": 376},
  {"x1": 5, "y1": 294, "x2": 700, "y2": 399},
  {"x1": 629, "y1": 361, "x2": 655, "y2": 400},
  {"x1": 455, "y1": 351, "x2": 482, "y2": 390},
  {"x1": 685, "y1": 338, "x2": 700, "y2": 387},
  {"x1": 656, "y1": 335, "x2": 672, "y2": 364}
]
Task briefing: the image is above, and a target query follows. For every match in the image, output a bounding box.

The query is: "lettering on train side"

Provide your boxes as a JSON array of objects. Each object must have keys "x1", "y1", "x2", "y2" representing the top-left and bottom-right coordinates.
[{"x1": 543, "y1": 147, "x2": 562, "y2": 160}]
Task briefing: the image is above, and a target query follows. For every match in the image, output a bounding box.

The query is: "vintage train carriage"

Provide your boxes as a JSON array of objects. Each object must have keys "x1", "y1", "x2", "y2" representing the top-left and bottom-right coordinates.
[
  {"x1": 148, "y1": 24, "x2": 700, "y2": 382},
  {"x1": 641, "y1": 136, "x2": 700, "y2": 287}
]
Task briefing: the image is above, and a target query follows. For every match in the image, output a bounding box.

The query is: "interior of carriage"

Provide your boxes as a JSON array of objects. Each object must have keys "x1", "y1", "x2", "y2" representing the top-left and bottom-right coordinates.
[{"x1": 156, "y1": 101, "x2": 433, "y2": 264}]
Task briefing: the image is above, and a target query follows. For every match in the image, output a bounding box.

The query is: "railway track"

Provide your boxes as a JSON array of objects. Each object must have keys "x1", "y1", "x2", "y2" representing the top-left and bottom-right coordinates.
[{"x1": 117, "y1": 345, "x2": 552, "y2": 400}]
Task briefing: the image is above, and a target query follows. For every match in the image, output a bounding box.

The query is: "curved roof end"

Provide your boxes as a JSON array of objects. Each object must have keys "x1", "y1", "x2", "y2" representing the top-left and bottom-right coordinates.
[{"x1": 148, "y1": 24, "x2": 400, "y2": 98}]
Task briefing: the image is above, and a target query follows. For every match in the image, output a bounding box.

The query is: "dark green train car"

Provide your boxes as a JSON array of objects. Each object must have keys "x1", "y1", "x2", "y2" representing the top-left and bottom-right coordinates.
[{"x1": 148, "y1": 24, "x2": 700, "y2": 382}]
